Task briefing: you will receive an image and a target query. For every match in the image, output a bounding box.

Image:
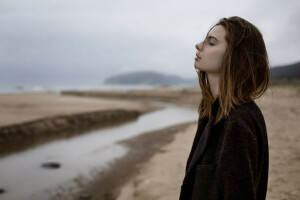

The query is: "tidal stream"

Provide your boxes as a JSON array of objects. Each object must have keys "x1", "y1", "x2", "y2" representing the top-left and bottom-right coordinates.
[{"x1": 0, "y1": 103, "x2": 197, "y2": 200}]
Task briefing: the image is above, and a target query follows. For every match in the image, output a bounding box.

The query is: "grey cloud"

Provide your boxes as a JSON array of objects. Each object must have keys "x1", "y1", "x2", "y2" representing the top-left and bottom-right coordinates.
[{"x1": 0, "y1": 0, "x2": 299, "y2": 87}]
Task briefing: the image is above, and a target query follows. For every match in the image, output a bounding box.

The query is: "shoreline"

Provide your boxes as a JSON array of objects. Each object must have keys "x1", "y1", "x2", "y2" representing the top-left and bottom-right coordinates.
[{"x1": 0, "y1": 109, "x2": 140, "y2": 157}]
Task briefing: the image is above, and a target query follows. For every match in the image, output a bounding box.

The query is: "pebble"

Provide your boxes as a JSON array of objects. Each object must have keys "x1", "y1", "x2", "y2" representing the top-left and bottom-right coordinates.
[
  {"x1": 0, "y1": 188, "x2": 6, "y2": 194},
  {"x1": 41, "y1": 162, "x2": 61, "y2": 169}
]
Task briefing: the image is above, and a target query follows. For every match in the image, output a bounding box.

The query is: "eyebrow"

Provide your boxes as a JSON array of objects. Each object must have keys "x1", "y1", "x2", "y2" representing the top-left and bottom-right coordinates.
[{"x1": 207, "y1": 36, "x2": 219, "y2": 42}]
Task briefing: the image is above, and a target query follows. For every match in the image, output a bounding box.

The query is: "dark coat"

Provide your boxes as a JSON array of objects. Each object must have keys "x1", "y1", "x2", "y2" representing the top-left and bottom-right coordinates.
[{"x1": 179, "y1": 98, "x2": 269, "y2": 200}]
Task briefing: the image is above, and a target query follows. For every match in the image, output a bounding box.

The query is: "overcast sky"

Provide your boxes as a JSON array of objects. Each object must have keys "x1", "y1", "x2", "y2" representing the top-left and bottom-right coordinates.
[{"x1": 0, "y1": 0, "x2": 299, "y2": 87}]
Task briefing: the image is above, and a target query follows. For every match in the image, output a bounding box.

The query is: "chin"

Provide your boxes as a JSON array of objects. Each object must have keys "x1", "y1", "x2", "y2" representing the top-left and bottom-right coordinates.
[{"x1": 194, "y1": 63, "x2": 205, "y2": 72}]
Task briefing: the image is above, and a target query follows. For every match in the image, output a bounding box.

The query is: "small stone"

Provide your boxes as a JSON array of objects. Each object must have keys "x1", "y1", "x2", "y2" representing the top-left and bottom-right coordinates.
[
  {"x1": 0, "y1": 188, "x2": 6, "y2": 194},
  {"x1": 41, "y1": 162, "x2": 61, "y2": 169},
  {"x1": 78, "y1": 193, "x2": 92, "y2": 199}
]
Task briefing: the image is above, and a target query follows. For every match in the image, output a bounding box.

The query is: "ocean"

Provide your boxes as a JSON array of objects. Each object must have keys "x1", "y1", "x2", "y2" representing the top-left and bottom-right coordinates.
[{"x1": 0, "y1": 83, "x2": 158, "y2": 94}]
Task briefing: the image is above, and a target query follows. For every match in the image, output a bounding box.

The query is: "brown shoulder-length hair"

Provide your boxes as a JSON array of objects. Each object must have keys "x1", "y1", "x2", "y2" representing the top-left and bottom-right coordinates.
[{"x1": 198, "y1": 16, "x2": 270, "y2": 124}]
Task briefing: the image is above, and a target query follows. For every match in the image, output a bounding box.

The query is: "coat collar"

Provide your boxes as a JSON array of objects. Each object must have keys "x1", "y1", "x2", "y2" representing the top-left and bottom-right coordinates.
[{"x1": 211, "y1": 97, "x2": 219, "y2": 117}]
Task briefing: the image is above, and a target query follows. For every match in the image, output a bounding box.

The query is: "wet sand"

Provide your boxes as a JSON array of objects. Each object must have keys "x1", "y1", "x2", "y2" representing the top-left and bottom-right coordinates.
[{"x1": 0, "y1": 92, "x2": 160, "y2": 127}]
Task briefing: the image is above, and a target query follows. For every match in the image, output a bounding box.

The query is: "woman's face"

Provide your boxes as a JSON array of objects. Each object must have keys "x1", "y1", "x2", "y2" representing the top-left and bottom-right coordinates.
[{"x1": 194, "y1": 25, "x2": 228, "y2": 74}]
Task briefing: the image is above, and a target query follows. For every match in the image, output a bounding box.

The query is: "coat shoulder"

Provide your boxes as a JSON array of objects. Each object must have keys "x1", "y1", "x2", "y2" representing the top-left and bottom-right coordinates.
[
  {"x1": 227, "y1": 100, "x2": 265, "y2": 124},
  {"x1": 223, "y1": 100, "x2": 267, "y2": 138}
]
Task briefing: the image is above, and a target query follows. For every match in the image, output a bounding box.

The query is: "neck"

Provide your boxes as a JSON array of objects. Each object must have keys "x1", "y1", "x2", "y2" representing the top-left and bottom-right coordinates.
[{"x1": 207, "y1": 73, "x2": 219, "y2": 100}]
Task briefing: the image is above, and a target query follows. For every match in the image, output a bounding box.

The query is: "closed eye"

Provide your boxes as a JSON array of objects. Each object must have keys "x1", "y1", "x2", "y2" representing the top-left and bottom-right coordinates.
[{"x1": 204, "y1": 39, "x2": 215, "y2": 46}]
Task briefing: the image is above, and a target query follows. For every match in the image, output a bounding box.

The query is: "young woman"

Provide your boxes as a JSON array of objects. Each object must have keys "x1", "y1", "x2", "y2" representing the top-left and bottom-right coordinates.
[{"x1": 179, "y1": 16, "x2": 270, "y2": 200}]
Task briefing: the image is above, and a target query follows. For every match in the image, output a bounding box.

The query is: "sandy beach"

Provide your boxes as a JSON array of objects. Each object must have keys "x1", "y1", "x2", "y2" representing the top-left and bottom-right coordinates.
[{"x1": 0, "y1": 86, "x2": 299, "y2": 199}]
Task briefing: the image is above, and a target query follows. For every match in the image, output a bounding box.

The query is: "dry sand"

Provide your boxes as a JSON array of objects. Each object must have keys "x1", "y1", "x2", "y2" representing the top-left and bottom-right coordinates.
[
  {"x1": 116, "y1": 123, "x2": 197, "y2": 200},
  {"x1": 114, "y1": 86, "x2": 300, "y2": 200},
  {"x1": 0, "y1": 92, "x2": 159, "y2": 127},
  {"x1": 62, "y1": 86, "x2": 201, "y2": 108},
  {"x1": 257, "y1": 87, "x2": 300, "y2": 200}
]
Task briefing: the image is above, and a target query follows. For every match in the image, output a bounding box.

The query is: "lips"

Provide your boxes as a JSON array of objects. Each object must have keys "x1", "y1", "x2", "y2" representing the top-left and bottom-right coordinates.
[{"x1": 195, "y1": 54, "x2": 201, "y2": 61}]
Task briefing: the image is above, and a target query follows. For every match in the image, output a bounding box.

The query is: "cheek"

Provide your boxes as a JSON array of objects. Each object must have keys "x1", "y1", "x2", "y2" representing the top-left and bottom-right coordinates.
[{"x1": 207, "y1": 49, "x2": 225, "y2": 69}]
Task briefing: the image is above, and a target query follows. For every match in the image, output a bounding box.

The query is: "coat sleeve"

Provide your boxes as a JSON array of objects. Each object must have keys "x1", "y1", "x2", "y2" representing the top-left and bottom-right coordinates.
[{"x1": 217, "y1": 116, "x2": 259, "y2": 200}]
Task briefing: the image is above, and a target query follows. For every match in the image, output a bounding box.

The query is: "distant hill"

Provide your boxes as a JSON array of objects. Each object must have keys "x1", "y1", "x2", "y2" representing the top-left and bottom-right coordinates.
[
  {"x1": 103, "y1": 62, "x2": 300, "y2": 86},
  {"x1": 104, "y1": 71, "x2": 197, "y2": 86},
  {"x1": 271, "y1": 62, "x2": 300, "y2": 80}
]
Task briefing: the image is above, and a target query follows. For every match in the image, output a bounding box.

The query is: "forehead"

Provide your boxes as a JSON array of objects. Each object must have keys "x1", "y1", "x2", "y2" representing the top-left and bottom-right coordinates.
[{"x1": 207, "y1": 25, "x2": 227, "y2": 41}]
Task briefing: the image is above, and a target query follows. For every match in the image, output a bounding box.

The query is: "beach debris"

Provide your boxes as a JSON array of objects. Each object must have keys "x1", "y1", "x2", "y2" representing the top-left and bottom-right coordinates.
[
  {"x1": 0, "y1": 188, "x2": 6, "y2": 194},
  {"x1": 41, "y1": 162, "x2": 61, "y2": 169},
  {"x1": 78, "y1": 193, "x2": 92, "y2": 199}
]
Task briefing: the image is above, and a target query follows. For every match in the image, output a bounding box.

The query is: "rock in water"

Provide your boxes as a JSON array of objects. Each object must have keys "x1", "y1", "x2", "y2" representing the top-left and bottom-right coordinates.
[
  {"x1": 41, "y1": 162, "x2": 61, "y2": 169},
  {"x1": 0, "y1": 188, "x2": 6, "y2": 194}
]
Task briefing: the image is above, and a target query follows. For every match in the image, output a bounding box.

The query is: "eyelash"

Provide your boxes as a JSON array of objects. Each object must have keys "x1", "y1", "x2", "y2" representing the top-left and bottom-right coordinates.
[{"x1": 204, "y1": 40, "x2": 215, "y2": 46}]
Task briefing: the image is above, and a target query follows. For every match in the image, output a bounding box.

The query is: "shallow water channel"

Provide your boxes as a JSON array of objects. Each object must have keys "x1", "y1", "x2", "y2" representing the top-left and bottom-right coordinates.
[{"x1": 0, "y1": 103, "x2": 197, "y2": 200}]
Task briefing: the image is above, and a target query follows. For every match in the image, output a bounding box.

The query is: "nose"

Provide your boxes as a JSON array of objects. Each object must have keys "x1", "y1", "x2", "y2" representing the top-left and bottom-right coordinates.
[{"x1": 195, "y1": 42, "x2": 203, "y2": 51}]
